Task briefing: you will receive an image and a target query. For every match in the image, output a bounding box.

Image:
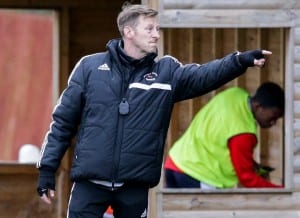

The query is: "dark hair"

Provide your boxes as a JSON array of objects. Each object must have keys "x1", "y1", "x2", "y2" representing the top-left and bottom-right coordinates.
[
  {"x1": 117, "y1": 2, "x2": 158, "y2": 36},
  {"x1": 251, "y1": 82, "x2": 285, "y2": 111}
]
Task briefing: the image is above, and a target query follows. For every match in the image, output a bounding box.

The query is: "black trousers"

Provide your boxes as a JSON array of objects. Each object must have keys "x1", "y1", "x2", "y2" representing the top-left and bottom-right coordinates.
[
  {"x1": 165, "y1": 169, "x2": 201, "y2": 188},
  {"x1": 67, "y1": 180, "x2": 149, "y2": 218}
]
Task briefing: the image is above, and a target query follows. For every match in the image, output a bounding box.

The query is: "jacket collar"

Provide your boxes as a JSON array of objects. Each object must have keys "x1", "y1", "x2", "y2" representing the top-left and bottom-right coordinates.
[{"x1": 106, "y1": 38, "x2": 157, "y2": 66}]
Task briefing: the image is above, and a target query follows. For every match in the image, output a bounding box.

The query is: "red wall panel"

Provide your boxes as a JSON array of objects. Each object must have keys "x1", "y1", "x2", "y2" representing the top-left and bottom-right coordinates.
[{"x1": 0, "y1": 10, "x2": 53, "y2": 161}]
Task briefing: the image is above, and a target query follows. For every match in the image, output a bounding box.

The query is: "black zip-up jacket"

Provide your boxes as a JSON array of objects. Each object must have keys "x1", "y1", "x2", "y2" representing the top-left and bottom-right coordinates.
[{"x1": 37, "y1": 39, "x2": 246, "y2": 187}]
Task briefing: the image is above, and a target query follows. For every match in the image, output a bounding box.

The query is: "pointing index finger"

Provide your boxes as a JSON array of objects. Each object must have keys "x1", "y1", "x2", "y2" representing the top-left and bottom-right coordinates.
[{"x1": 262, "y1": 50, "x2": 272, "y2": 55}]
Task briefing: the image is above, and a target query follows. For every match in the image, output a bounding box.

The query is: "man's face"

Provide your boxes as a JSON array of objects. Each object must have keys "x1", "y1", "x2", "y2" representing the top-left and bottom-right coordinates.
[
  {"x1": 254, "y1": 106, "x2": 283, "y2": 128},
  {"x1": 130, "y1": 15, "x2": 160, "y2": 56}
]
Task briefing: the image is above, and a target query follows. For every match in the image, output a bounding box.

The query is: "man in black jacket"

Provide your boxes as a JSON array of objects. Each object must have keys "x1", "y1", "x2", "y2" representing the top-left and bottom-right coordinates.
[{"x1": 37, "y1": 2, "x2": 271, "y2": 218}]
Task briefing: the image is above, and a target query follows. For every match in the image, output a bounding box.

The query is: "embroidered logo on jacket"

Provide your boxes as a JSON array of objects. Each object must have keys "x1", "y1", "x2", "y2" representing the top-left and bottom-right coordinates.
[
  {"x1": 144, "y1": 72, "x2": 158, "y2": 81},
  {"x1": 98, "y1": 63, "x2": 110, "y2": 71}
]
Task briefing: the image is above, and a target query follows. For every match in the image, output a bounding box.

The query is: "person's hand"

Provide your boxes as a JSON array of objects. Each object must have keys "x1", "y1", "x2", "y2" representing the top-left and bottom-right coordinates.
[
  {"x1": 38, "y1": 188, "x2": 55, "y2": 204},
  {"x1": 37, "y1": 169, "x2": 56, "y2": 204},
  {"x1": 237, "y1": 50, "x2": 272, "y2": 67},
  {"x1": 254, "y1": 163, "x2": 275, "y2": 179}
]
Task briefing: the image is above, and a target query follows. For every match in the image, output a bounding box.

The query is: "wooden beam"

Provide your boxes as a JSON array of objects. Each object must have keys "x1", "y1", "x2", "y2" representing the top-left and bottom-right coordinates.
[
  {"x1": 0, "y1": 163, "x2": 37, "y2": 175},
  {"x1": 162, "y1": 0, "x2": 300, "y2": 10},
  {"x1": 159, "y1": 9, "x2": 300, "y2": 28},
  {"x1": 161, "y1": 191, "x2": 299, "y2": 211},
  {"x1": 163, "y1": 210, "x2": 300, "y2": 218}
]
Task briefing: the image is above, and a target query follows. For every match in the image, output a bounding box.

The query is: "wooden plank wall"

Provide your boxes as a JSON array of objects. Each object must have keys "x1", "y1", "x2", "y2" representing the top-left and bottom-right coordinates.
[
  {"x1": 147, "y1": 0, "x2": 300, "y2": 217},
  {"x1": 161, "y1": 189, "x2": 300, "y2": 218},
  {"x1": 0, "y1": 164, "x2": 56, "y2": 218},
  {"x1": 164, "y1": 28, "x2": 285, "y2": 186},
  {"x1": 294, "y1": 26, "x2": 300, "y2": 188}
]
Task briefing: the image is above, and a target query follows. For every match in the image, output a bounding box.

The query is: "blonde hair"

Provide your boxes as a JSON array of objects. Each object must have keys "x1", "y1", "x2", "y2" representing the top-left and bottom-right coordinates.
[{"x1": 117, "y1": 2, "x2": 158, "y2": 36}]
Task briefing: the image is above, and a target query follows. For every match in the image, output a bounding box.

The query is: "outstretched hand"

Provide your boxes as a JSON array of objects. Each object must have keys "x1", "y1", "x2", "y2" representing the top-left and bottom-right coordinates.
[
  {"x1": 253, "y1": 50, "x2": 272, "y2": 67},
  {"x1": 237, "y1": 49, "x2": 272, "y2": 67}
]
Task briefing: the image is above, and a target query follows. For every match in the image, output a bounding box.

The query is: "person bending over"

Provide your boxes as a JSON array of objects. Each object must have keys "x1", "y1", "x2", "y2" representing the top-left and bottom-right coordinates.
[{"x1": 165, "y1": 82, "x2": 284, "y2": 189}]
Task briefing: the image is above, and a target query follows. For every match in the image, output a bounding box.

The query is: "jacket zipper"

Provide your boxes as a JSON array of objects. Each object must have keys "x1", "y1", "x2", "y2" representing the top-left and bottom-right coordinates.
[{"x1": 112, "y1": 64, "x2": 131, "y2": 189}]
